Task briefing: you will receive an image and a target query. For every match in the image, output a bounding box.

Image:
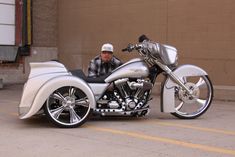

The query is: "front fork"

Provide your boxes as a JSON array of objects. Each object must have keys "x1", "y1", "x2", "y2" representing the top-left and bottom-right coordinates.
[{"x1": 155, "y1": 61, "x2": 193, "y2": 95}]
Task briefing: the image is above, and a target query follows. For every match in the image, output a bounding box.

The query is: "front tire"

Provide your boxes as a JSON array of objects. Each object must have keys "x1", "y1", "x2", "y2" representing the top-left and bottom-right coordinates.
[
  {"x1": 44, "y1": 86, "x2": 91, "y2": 128},
  {"x1": 171, "y1": 75, "x2": 213, "y2": 119}
]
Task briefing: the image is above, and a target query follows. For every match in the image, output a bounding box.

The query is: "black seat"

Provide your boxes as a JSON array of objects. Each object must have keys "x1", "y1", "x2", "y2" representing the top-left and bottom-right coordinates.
[{"x1": 70, "y1": 69, "x2": 110, "y2": 83}]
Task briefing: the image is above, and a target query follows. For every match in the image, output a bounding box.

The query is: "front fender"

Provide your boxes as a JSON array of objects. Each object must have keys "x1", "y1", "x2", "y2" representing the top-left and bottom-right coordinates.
[
  {"x1": 161, "y1": 64, "x2": 208, "y2": 113},
  {"x1": 19, "y1": 75, "x2": 96, "y2": 119}
]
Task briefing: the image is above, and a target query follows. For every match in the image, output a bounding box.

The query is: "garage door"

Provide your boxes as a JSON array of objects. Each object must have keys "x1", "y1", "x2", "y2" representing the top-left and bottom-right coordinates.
[{"x1": 0, "y1": 0, "x2": 15, "y2": 45}]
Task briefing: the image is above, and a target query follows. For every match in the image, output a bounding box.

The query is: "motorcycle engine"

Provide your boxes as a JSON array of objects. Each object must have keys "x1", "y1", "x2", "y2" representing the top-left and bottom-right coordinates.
[{"x1": 98, "y1": 78, "x2": 153, "y2": 112}]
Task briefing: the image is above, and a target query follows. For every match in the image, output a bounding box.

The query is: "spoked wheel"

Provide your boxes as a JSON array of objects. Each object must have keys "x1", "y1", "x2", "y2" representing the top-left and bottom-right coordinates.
[
  {"x1": 171, "y1": 75, "x2": 213, "y2": 119},
  {"x1": 44, "y1": 86, "x2": 91, "y2": 128}
]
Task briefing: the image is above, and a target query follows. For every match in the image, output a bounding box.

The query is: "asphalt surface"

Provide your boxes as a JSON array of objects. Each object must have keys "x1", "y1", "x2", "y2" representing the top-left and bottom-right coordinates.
[{"x1": 0, "y1": 84, "x2": 235, "y2": 157}]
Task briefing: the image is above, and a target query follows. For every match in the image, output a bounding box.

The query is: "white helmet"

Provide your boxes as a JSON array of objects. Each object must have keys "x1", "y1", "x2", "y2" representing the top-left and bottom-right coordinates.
[{"x1": 101, "y1": 43, "x2": 113, "y2": 52}]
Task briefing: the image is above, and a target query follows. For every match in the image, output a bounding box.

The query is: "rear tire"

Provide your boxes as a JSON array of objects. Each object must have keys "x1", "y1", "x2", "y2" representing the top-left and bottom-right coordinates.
[{"x1": 44, "y1": 86, "x2": 91, "y2": 128}]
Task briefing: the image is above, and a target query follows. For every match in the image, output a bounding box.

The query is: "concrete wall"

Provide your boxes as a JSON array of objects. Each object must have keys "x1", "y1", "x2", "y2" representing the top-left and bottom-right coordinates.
[
  {"x1": 167, "y1": 0, "x2": 235, "y2": 86},
  {"x1": 58, "y1": 0, "x2": 235, "y2": 86}
]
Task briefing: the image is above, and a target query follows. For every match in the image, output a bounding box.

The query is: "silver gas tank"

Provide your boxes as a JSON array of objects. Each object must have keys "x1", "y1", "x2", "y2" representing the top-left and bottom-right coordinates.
[{"x1": 105, "y1": 58, "x2": 149, "y2": 83}]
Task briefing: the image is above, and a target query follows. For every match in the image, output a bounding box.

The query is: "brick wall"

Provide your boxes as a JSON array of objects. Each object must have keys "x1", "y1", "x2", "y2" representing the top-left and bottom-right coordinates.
[{"x1": 0, "y1": 0, "x2": 58, "y2": 84}]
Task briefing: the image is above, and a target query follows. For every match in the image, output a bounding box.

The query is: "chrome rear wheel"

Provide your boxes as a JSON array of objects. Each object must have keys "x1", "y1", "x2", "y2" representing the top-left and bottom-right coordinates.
[
  {"x1": 171, "y1": 75, "x2": 213, "y2": 119},
  {"x1": 44, "y1": 86, "x2": 90, "y2": 128}
]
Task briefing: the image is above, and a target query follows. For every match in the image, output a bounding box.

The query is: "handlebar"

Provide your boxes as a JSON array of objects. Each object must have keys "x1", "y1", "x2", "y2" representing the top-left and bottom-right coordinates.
[
  {"x1": 122, "y1": 42, "x2": 156, "y2": 66},
  {"x1": 122, "y1": 44, "x2": 142, "y2": 52},
  {"x1": 121, "y1": 48, "x2": 129, "y2": 52}
]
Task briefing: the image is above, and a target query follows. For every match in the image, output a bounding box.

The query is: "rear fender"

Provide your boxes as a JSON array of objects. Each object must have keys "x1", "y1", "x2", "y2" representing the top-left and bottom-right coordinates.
[
  {"x1": 19, "y1": 76, "x2": 96, "y2": 119},
  {"x1": 161, "y1": 64, "x2": 208, "y2": 113}
]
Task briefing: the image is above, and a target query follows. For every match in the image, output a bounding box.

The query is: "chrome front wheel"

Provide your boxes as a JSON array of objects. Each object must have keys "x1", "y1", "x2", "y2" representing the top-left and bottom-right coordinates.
[
  {"x1": 44, "y1": 86, "x2": 91, "y2": 128},
  {"x1": 171, "y1": 75, "x2": 213, "y2": 119}
]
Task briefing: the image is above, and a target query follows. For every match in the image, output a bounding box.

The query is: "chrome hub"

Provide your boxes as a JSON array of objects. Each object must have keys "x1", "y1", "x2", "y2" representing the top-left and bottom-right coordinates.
[
  {"x1": 62, "y1": 96, "x2": 76, "y2": 109},
  {"x1": 178, "y1": 82, "x2": 200, "y2": 104}
]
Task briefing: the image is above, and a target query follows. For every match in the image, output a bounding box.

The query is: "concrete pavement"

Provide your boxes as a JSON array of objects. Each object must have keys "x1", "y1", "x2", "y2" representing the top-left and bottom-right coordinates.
[{"x1": 0, "y1": 84, "x2": 235, "y2": 157}]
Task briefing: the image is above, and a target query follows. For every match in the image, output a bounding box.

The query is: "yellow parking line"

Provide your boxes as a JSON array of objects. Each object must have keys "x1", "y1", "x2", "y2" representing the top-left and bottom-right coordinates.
[
  {"x1": 0, "y1": 111, "x2": 18, "y2": 116},
  {"x1": 10, "y1": 112, "x2": 18, "y2": 116},
  {"x1": 149, "y1": 121, "x2": 235, "y2": 136},
  {"x1": 87, "y1": 125, "x2": 235, "y2": 156}
]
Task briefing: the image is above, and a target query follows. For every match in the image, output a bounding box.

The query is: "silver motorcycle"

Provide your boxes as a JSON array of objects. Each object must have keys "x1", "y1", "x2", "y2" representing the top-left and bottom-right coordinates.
[{"x1": 19, "y1": 41, "x2": 213, "y2": 128}]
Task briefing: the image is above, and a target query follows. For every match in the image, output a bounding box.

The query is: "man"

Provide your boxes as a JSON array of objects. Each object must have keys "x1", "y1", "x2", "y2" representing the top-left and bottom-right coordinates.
[{"x1": 88, "y1": 43, "x2": 122, "y2": 78}]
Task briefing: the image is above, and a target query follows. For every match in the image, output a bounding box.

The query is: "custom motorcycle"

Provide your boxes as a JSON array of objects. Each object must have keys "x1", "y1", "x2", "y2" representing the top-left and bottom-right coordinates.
[{"x1": 19, "y1": 40, "x2": 213, "y2": 128}]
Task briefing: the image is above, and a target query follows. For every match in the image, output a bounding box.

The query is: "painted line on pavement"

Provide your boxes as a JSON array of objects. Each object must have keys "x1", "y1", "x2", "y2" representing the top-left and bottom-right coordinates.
[
  {"x1": 10, "y1": 112, "x2": 18, "y2": 116},
  {"x1": 0, "y1": 111, "x2": 18, "y2": 117},
  {"x1": 87, "y1": 125, "x2": 235, "y2": 156},
  {"x1": 148, "y1": 120, "x2": 235, "y2": 136}
]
